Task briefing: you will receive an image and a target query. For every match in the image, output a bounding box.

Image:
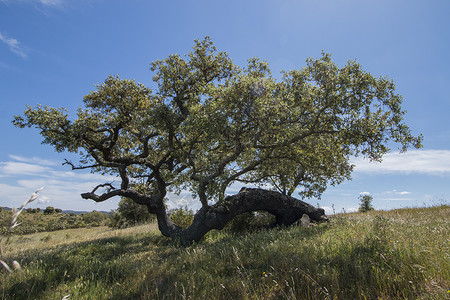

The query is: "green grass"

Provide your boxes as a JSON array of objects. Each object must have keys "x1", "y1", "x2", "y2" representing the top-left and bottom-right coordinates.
[{"x1": 1, "y1": 206, "x2": 449, "y2": 299}]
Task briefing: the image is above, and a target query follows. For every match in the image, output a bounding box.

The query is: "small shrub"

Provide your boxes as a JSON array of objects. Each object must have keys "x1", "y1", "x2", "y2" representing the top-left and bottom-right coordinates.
[
  {"x1": 82, "y1": 211, "x2": 109, "y2": 227},
  {"x1": 43, "y1": 206, "x2": 55, "y2": 215},
  {"x1": 108, "y1": 211, "x2": 129, "y2": 229},
  {"x1": 109, "y1": 197, "x2": 155, "y2": 228},
  {"x1": 169, "y1": 207, "x2": 194, "y2": 228}
]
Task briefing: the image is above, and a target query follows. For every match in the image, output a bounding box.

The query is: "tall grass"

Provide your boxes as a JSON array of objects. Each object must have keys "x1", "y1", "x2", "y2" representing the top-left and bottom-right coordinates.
[
  {"x1": 0, "y1": 187, "x2": 44, "y2": 273},
  {"x1": 1, "y1": 205, "x2": 448, "y2": 299}
]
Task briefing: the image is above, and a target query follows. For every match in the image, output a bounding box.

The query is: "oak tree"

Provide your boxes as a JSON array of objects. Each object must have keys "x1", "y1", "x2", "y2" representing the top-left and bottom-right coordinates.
[{"x1": 13, "y1": 37, "x2": 422, "y2": 244}]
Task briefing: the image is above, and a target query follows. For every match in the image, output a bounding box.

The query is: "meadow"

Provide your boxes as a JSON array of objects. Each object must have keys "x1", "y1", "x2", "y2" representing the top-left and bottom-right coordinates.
[{"x1": 1, "y1": 205, "x2": 449, "y2": 299}]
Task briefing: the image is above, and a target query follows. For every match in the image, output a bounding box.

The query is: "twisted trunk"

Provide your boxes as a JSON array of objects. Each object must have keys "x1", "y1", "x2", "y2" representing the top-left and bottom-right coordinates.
[{"x1": 153, "y1": 187, "x2": 328, "y2": 245}]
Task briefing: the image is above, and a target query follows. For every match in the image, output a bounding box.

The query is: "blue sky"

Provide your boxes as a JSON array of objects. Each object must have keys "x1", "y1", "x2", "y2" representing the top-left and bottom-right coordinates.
[{"x1": 1, "y1": 0, "x2": 449, "y2": 213}]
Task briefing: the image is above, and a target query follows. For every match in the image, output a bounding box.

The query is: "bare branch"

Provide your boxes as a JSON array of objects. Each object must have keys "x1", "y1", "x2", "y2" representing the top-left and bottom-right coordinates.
[
  {"x1": 92, "y1": 183, "x2": 115, "y2": 194},
  {"x1": 63, "y1": 159, "x2": 102, "y2": 170},
  {"x1": 81, "y1": 188, "x2": 123, "y2": 203}
]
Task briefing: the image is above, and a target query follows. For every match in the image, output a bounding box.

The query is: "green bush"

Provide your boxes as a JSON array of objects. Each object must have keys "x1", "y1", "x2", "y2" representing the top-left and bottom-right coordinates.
[
  {"x1": 169, "y1": 207, "x2": 194, "y2": 228},
  {"x1": 55, "y1": 213, "x2": 86, "y2": 230},
  {"x1": 82, "y1": 211, "x2": 109, "y2": 227},
  {"x1": 43, "y1": 206, "x2": 55, "y2": 215},
  {"x1": 109, "y1": 198, "x2": 155, "y2": 228}
]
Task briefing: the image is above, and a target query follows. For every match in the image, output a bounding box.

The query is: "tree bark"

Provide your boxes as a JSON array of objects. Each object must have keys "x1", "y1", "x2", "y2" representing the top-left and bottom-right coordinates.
[{"x1": 154, "y1": 187, "x2": 328, "y2": 245}]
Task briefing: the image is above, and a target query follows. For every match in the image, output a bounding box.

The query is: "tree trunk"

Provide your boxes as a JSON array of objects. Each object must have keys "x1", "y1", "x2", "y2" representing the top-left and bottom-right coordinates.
[{"x1": 154, "y1": 187, "x2": 328, "y2": 245}]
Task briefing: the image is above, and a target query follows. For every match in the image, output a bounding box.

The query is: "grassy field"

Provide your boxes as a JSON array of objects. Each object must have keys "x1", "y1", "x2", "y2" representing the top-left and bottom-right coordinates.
[{"x1": 1, "y1": 206, "x2": 449, "y2": 299}]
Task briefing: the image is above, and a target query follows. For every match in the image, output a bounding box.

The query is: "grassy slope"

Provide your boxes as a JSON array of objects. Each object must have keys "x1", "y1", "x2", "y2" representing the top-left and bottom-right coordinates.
[{"x1": 1, "y1": 206, "x2": 449, "y2": 300}]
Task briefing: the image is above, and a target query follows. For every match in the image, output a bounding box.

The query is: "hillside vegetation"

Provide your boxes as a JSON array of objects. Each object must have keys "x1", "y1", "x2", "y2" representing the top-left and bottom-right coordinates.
[
  {"x1": 1, "y1": 206, "x2": 449, "y2": 299},
  {"x1": 0, "y1": 209, "x2": 110, "y2": 235}
]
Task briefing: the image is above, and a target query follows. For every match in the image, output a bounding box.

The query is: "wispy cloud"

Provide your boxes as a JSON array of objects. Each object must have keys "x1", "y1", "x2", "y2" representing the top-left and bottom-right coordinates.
[
  {"x1": 0, "y1": 0, "x2": 65, "y2": 6},
  {"x1": 39, "y1": 0, "x2": 63, "y2": 6},
  {"x1": 376, "y1": 190, "x2": 413, "y2": 201},
  {"x1": 0, "y1": 155, "x2": 120, "y2": 210},
  {"x1": 0, "y1": 161, "x2": 51, "y2": 176},
  {"x1": 394, "y1": 191, "x2": 411, "y2": 195},
  {"x1": 1, "y1": 155, "x2": 117, "y2": 181},
  {"x1": 378, "y1": 197, "x2": 413, "y2": 201},
  {"x1": 0, "y1": 32, "x2": 27, "y2": 58},
  {"x1": 8, "y1": 155, "x2": 59, "y2": 166},
  {"x1": 352, "y1": 150, "x2": 450, "y2": 175}
]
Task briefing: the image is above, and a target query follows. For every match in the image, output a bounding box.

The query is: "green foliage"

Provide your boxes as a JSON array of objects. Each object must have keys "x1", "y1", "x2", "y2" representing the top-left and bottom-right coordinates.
[
  {"x1": 81, "y1": 211, "x2": 109, "y2": 227},
  {"x1": 109, "y1": 198, "x2": 155, "y2": 228},
  {"x1": 43, "y1": 206, "x2": 55, "y2": 215},
  {"x1": 0, "y1": 206, "x2": 448, "y2": 299},
  {"x1": 358, "y1": 194, "x2": 375, "y2": 212},
  {"x1": 168, "y1": 207, "x2": 194, "y2": 228},
  {"x1": 13, "y1": 37, "x2": 423, "y2": 216},
  {"x1": 56, "y1": 213, "x2": 85, "y2": 229},
  {"x1": 0, "y1": 209, "x2": 109, "y2": 235}
]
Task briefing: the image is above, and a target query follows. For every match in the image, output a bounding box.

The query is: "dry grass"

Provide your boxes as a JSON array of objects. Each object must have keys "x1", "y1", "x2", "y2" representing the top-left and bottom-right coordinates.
[
  {"x1": 0, "y1": 187, "x2": 44, "y2": 273},
  {"x1": 1, "y1": 205, "x2": 449, "y2": 299}
]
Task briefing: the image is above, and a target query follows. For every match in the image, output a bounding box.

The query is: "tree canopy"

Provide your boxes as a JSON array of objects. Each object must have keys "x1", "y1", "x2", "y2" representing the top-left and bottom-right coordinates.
[{"x1": 13, "y1": 37, "x2": 422, "y2": 244}]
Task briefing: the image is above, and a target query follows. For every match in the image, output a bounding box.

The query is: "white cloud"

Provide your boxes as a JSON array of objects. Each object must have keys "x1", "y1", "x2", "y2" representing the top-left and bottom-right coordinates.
[
  {"x1": 49, "y1": 170, "x2": 117, "y2": 181},
  {"x1": 378, "y1": 197, "x2": 413, "y2": 201},
  {"x1": 352, "y1": 150, "x2": 450, "y2": 175},
  {"x1": 37, "y1": 195, "x2": 51, "y2": 204},
  {"x1": 167, "y1": 198, "x2": 191, "y2": 208},
  {"x1": 9, "y1": 155, "x2": 59, "y2": 166},
  {"x1": 0, "y1": 183, "x2": 31, "y2": 206},
  {"x1": 0, "y1": 32, "x2": 27, "y2": 58},
  {"x1": 382, "y1": 190, "x2": 412, "y2": 196},
  {"x1": 0, "y1": 161, "x2": 51, "y2": 176},
  {"x1": 395, "y1": 191, "x2": 411, "y2": 195},
  {"x1": 0, "y1": 155, "x2": 120, "y2": 211},
  {"x1": 39, "y1": 0, "x2": 63, "y2": 6},
  {"x1": 386, "y1": 190, "x2": 411, "y2": 196},
  {"x1": 0, "y1": 0, "x2": 65, "y2": 6},
  {"x1": 321, "y1": 206, "x2": 333, "y2": 215}
]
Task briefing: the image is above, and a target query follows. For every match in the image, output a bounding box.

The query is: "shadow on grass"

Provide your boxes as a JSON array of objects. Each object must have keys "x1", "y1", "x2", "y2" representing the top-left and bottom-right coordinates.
[
  {"x1": 4, "y1": 232, "x2": 175, "y2": 299},
  {"x1": 122, "y1": 223, "x2": 335, "y2": 299},
  {"x1": 3, "y1": 219, "x2": 430, "y2": 300}
]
